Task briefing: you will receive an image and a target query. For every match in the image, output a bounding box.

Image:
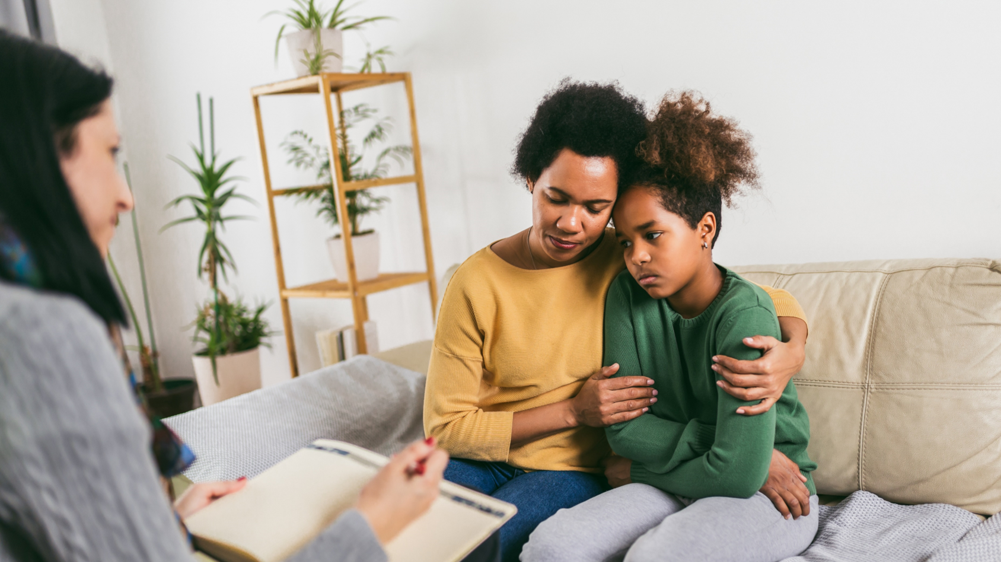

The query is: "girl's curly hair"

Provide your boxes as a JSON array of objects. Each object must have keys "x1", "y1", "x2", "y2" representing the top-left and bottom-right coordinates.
[
  {"x1": 513, "y1": 79, "x2": 647, "y2": 189},
  {"x1": 630, "y1": 91, "x2": 760, "y2": 247}
]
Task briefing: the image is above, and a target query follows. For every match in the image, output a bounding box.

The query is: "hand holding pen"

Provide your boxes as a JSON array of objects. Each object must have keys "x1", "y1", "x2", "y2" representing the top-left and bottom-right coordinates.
[{"x1": 355, "y1": 436, "x2": 449, "y2": 545}]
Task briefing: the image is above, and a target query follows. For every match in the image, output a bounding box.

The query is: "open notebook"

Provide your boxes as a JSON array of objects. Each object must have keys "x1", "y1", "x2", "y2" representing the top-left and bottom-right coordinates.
[{"x1": 184, "y1": 440, "x2": 516, "y2": 562}]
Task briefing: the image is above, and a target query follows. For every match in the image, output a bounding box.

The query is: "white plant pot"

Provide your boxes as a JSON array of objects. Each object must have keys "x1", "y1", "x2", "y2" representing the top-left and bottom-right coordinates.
[
  {"x1": 192, "y1": 347, "x2": 262, "y2": 407},
  {"x1": 327, "y1": 231, "x2": 380, "y2": 282},
  {"x1": 285, "y1": 28, "x2": 343, "y2": 77}
]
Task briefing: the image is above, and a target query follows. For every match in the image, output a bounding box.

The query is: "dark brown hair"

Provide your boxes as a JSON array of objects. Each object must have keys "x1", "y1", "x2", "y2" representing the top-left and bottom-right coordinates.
[
  {"x1": 0, "y1": 31, "x2": 125, "y2": 324},
  {"x1": 628, "y1": 91, "x2": 759, "y2": 247},
  {"x1": 513, "y1": 79, "x2": 647, "y2": 190}
]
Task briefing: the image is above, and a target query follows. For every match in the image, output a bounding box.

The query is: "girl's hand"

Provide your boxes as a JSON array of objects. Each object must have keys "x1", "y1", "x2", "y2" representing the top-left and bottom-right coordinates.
[
  {"x1": 760, "y1": 449, "x2": 810, "y2": 520},
  {"x1": 603, "y1": 455, "x2": 632, "y2": 488},
  {"x1": 570, "y1": 363, "x2": 658, "y2": 427},
  {"x1": 712, "y1": 318, "x2": 808, "y2": 416},
  {"x1": 355, "y1": 437, "x2": 449, "y2": 545},
  {"x1": 174, "y1": 479, "x2": 249, "y2": 519}
]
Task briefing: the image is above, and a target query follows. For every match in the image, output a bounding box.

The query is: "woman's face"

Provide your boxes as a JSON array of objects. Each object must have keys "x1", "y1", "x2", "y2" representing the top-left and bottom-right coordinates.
[
  {"x1": 58, "y1": 100, "x2": 132, "y2": 257},
  {"x1": 612, "y1": 186, "x2": 712, "y2": 300},
  {"x1": 529, "y1": 148, "x2": 617, "y2": 266}
]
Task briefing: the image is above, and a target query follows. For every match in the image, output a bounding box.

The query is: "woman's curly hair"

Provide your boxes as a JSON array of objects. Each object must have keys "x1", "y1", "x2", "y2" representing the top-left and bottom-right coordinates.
[
  {"x1": 512, "y1": 79, "x2": 647, "y2": 189},
  {"x1": 630, "y1": 91, "x2": 760, "y2": 247}
]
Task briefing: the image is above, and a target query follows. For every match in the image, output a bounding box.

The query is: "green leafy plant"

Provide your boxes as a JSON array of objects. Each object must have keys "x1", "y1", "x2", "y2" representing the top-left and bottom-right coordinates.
[
  {"x1": 301, "y1": 30, "x2": 341, "y2": 75},
  {"x1": 281, "y1": 103, "x2": 411, "y2": 236},
  {"x1": 357, "y1": 45, "x2": 393, "y2": 73},
  {"x1": 192, "y1": 297, "x2": 272, "y2": 358},
  {"x1": 108, "y1": 162, "x2": 163, "y2": 393},
  {"x1": 163, "y1": 94, "x2": 271, "y2": 383},
  {"x1": 269, "y1": 0, "x2": 392, "y2": 62}
]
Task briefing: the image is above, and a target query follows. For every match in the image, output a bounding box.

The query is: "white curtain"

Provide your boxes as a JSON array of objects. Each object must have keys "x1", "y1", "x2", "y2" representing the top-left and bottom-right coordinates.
[{"x1": 0, "y1": 0, "x2": 56, "y2": 43}]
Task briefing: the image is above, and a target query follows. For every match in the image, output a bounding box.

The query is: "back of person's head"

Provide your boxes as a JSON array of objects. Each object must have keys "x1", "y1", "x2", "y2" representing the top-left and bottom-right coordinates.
[
  {"x1": 629, "y1": 91, "x2": 760, "y2": 248},
  {"x1": 512, "y1": 79, "x2": 647, "y2": 189},
  {"x1": 0, "y1": 30, "x2": 125, "y2": 323}
]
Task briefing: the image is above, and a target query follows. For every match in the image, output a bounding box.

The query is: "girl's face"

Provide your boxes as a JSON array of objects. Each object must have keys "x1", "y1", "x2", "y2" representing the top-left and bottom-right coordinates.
[
  {"x1": 529, "y1": 148, "x2": 617, "y2": 266},
  {"x1": 58, "y1": 100, "x2": 132, "y2": 258},
  {"x1": 612, "y1": 186, "x2": 714, "y2": 300}
]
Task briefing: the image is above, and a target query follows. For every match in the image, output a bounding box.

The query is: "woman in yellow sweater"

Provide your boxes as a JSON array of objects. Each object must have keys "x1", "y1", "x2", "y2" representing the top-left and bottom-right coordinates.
[{"x1": 424, "y1": 80, "x2": 811, "y2": 562}]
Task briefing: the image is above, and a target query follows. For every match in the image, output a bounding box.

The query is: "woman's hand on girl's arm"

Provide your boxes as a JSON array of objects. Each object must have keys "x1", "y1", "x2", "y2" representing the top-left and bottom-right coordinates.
[
  {"x1": 510, "y1": 363, "x2": 656, "y2": 448},
  {"x1": 760, "y1": 449, "x2": 811, "y2": 520},
  {"x1": 570, "y1": 363, "x2": 658, "y2": 427},
  {"x1": 711, "y1": 317, "x2": 808, "y2": 416}
]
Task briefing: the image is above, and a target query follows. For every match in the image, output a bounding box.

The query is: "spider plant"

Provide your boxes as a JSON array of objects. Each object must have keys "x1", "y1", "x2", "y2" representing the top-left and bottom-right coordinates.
[
  {"x1": 300, "y1": 29, "x2": 342, "y2": 76},
  {"x1": 163, "y1": 94, "x2": 269, "y2": 383},
  {"x1": 357, "y1": 45, "x2": 393, "y2": 73},
  {"x1": 269, "y1": 0, "x2": 392, "y2": 62},
  {"x1": 281, "y1": 103, "x2": 411, "y2": 236}
]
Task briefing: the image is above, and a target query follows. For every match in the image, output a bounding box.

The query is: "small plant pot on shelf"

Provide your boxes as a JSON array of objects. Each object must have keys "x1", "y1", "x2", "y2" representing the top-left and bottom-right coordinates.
[
  {"x1": 192, "y1": 347, "x2": 262, "y2": 406},
  {"x1": 286, "y1": 29, "x2": 343, "y2": 77},
  {"x1": 327, "y1": 231, "x2": 380, "y2": 282},
  {"x1": 142, "y1": 378, "x2": 198, "y2": 419}
]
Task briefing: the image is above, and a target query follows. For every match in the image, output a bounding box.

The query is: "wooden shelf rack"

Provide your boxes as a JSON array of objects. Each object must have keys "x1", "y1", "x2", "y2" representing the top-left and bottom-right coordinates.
[{"x1": 251, "y1": 73, "x2": 437, "y2": 377}]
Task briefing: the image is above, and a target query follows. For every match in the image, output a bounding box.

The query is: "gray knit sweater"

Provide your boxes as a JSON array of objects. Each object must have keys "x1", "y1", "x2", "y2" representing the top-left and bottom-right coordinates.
[{"x1": 0, "y1": 281, "x2": 386, "y2": 562}]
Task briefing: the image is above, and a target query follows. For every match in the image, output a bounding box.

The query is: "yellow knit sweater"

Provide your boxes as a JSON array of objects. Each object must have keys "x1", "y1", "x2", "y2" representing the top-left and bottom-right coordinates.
[{"x1": 424, "y1": 230, "x2": 807, "y2": 473}]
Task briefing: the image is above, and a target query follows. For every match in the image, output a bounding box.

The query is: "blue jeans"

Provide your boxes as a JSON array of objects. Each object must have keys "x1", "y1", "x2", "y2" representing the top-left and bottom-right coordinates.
[{"x1": 444, "y1": 458, "x2": 607, "y2": 562}]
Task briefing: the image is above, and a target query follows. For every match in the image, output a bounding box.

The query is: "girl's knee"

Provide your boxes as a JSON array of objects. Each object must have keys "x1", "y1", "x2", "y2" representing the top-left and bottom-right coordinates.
[
  {"x1": 520, "y1": 511, "x2": 576, "y2": 562},
  {"x1": 624, "y1": 533, "x2": 673, "y2": 562}
]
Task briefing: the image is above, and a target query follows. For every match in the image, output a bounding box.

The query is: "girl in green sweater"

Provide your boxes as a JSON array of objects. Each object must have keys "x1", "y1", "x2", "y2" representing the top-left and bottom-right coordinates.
[{"x1": 522, "y1": 92, "x2": 819, "y2": 562}]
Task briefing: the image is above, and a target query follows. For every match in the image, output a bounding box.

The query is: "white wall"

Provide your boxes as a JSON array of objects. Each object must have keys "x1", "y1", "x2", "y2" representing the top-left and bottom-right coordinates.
[{"x1": 54, "y1": 0, "x2": 1001, "y2": 386}]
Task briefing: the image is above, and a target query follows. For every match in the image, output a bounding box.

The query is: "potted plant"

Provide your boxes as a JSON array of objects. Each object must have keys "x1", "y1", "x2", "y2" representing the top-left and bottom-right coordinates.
[
  {"x1": 163, "y1": 94, "x2": 273, "y2": 406},
  {"x1": 281, "y1": 103, "x2": 411, "y2": 281},
  {"x1": 269, "y1": 0, "x2": 391, "y2": 77},
  {"x1": 108, "y1": 164, "x2": 197, "y2": 418}
]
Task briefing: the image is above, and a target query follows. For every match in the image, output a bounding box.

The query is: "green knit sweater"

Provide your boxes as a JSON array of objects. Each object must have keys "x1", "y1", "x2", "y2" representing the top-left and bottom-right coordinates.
[{"x1": 604, "y1": 266, "x2": 816, "y2": 498}]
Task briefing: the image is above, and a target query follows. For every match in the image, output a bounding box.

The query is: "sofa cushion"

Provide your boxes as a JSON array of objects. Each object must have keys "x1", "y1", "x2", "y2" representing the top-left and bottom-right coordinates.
[
  {"x1": 164, "y1": 356, "x2": 426, "y2": 482},
  {"x1": 733, "y1": 258, "x2": 1001, "y2": 515}
]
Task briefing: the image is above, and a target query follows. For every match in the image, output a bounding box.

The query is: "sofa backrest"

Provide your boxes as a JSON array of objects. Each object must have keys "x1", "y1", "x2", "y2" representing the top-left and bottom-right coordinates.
[{"x1": 733, "y1": 258, "x2": 1001, "y2": 515}]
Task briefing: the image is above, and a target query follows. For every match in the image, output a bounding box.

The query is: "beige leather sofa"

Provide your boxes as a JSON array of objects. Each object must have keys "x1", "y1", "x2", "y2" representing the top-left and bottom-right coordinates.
[{"x1": 376, "y1": 258, "x2": 1001, "y2": 516}]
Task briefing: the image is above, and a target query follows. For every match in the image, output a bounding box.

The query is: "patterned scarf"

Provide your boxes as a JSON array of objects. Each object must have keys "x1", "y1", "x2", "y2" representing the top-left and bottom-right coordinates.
[{"x1": 0, "y1": 213, "x2": 194, "y2": 479}]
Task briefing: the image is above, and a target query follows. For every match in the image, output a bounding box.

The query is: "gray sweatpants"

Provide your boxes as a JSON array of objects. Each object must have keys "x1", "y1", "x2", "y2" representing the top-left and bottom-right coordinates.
[{"x1": 521, "y1": 483, "x2": 819, "y2": 562}]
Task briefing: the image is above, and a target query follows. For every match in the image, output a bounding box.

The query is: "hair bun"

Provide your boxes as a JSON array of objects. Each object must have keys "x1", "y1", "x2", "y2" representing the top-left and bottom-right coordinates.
[{"x1": 638, "y1": 91, "x2": 759, "y2": 206}]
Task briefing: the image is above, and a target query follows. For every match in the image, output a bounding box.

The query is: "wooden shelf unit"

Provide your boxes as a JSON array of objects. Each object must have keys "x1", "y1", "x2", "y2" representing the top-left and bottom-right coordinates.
[{"x1": 251, "y1": 73, "x2": 437, "y2": 377}]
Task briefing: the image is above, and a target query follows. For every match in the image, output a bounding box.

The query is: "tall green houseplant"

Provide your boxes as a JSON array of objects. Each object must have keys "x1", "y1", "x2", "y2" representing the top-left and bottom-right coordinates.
[{"x1": 163, "y1": 94, "x2": 271, "y2": 384}]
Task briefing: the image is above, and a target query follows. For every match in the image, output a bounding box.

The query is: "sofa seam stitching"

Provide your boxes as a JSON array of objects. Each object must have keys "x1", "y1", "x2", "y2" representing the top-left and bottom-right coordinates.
[
  {"x1": 858, "y1": 271, "x2": 890, "y2": 492},
  {"x1": 732, "y1": 262, "x2": 996, "y2": 276},
  {"x1": 795, "y1": 381, "x2": 1001, "y2": 390}
]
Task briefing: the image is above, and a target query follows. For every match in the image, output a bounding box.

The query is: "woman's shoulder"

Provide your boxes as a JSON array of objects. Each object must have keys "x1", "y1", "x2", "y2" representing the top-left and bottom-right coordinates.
[
  {"x1": 0, "y1": 281, "x2": 109, "y2": 339},
  {"x1": 0, "y1": 281, "x2": 124, "y2": 398},
  {"x1": 712, "y1": 269, "x2": 780, "y2": 334}
]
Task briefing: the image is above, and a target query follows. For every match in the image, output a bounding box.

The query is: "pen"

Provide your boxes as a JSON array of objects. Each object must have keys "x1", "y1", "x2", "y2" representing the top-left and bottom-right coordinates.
[{"x1": 406, "y1": 436, "x2": 436, "y2": 476}]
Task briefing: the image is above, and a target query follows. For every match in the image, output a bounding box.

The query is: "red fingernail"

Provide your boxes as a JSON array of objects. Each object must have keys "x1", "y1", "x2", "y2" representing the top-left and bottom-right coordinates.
[
  {"x1": 425, "y1": 436, "x2": 435, "y2": 446},
  {"x1": 415, "y1": 463, "x2": 426, "y2": 475},
  {"x1": 237, "y1": 476, "x2": 247, "y2": 482}
]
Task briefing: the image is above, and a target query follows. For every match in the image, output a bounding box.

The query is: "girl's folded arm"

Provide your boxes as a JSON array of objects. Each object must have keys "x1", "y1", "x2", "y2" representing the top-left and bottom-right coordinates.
[
  {"x1": 604, "y1": 276, "x2": 714, "y2": 468},
  {"x1": 629, "y1": 305, "x2": 781, "y2": 498}
]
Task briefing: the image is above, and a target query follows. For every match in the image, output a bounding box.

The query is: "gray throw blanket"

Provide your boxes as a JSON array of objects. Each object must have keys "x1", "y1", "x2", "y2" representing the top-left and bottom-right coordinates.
[
  {"x1": 166, "y1": 356, "x2": 1001, "y2": 561},
  {"x1": 787, "y1": 491, "x2": 1001, "y2": 561}
]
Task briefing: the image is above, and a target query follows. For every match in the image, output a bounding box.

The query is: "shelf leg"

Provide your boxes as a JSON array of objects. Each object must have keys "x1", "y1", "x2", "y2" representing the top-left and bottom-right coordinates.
[
  {"x1": 403, "y1": 74, "x2": 439, "y2": 322},
  {"x1": 322, "y1": 79, "x2": 368, "y2": 355},
  {"x1": 253, "y1": 94, "x2": 300, "y2": 378}
]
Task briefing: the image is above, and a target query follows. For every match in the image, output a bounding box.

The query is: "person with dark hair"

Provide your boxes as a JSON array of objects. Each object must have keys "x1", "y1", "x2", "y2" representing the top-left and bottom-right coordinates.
[
  {"x1": 521, "y1": 91, "x2": 819, "y2": 562},
  {"x1": 424, "y1": 82, "x2": 813, "y2": 562},
  {"x1": 0, "y1": 30, "x2": 454, "y2": 562}
]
